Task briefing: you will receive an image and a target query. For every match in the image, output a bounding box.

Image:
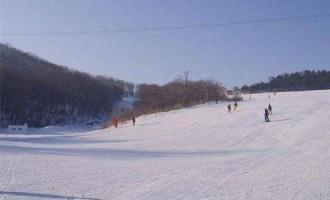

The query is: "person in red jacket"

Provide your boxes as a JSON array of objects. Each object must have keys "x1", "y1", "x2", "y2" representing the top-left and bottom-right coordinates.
[{"x1": 113, "y1": 117, "x2": 118, "y2": 128}]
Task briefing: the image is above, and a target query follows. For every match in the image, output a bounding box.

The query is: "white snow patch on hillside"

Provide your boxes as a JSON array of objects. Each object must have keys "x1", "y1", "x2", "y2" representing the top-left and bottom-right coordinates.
[{"x1": 1, "y1": 90, "x2": 330, "y2": 199}]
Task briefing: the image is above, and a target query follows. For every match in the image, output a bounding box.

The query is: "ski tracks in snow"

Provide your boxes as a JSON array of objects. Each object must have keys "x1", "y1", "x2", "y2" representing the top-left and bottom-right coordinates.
[
  {"x1": 0, "y1": 152, "x2": 23, "y2": 199},
  {"x1": 1, "y1": 90, "x2": 330, "y2": 199}
]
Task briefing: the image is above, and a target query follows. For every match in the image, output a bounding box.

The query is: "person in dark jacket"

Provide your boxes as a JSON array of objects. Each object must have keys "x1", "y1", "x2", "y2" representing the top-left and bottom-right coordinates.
[
  {"x1": 227, "y1": 104, "x2": 231, "y2": 113},
  {"x1": 234, "y1": 102, "x2": 238, "y2": 111},
  {"x1": 268, "y1": 104, "x2": 272, "y2": 114},
  {"x1": 132, "y1": 116, "x2": 136, "y2": 126},
  {"x1": 264, "y1": 108, "x2": 270, "y2": 122}
]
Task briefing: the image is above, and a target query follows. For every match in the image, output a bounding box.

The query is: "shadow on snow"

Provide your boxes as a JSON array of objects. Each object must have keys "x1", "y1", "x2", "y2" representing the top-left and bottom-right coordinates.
[
  {"x1": 0, "y1": 134, "x2": 130, "y2": 145},
  {"x1": 0, "y1": 191, "x2": 101, "y2": 200},
  {"x1": 0, "y1": 144, "x2": 270, "y2": 159}
]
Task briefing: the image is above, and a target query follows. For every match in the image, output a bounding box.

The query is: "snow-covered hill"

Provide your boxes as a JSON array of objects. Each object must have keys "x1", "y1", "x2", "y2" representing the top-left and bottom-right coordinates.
[{"x1": 1, "y1": 90, "x2": 330, "y2": 199}]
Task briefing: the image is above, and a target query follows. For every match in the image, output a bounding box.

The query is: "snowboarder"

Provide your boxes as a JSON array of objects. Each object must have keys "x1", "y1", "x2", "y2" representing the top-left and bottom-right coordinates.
[
  {"x1": 227, "y1": 104, "x2": 231, "y2": 113},
  {"x1": 132, "y1": 116, "x2": 136, "y2": 126},
  {"x1": 233, "y1": 102, "x2": 238, "y2": 111},
  {"x1": 264, "y1": 108, "x2": 270, "y2": 122},
  {"x1": 268, "y1": 104, "x2": 272, "y2": 115}
]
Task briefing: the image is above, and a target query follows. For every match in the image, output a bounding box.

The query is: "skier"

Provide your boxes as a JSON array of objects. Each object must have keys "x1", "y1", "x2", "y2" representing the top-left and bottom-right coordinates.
[
  {"x1": 268, "y1": 104, "x2": 272, "y2": 115},
  {"x1": 233, "y1": 102, "x2": 238, "y2": 111},
  {"x1": 264, "y1": 108, "x2": 270, "y2": 122},
  {"x1": 113, "y1": 117, "x2": 118, "y2": 128},
  {"x1": 132, "y1": 116, "x2": 136, "y2": 126},
  {"x1": 227, "y1": 104, "x2": 231, "y2": 113}
]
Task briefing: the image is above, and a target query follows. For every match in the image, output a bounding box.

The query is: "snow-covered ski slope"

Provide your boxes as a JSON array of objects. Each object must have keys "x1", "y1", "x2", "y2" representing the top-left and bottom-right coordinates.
[{"x1": 1, "y1": 90, "x2": 330, "y2": 200}]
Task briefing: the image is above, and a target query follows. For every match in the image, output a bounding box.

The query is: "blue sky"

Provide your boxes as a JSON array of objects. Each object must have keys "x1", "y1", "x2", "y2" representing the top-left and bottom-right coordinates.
[{"x1": 1, "y1": 0, "x2": 330, "y2": 88}]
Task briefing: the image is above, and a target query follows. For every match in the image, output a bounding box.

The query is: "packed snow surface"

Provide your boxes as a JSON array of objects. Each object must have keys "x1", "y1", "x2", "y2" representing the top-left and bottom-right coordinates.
[{"x1": 1, "y1": 90, "x2": 330, "y2": 200}]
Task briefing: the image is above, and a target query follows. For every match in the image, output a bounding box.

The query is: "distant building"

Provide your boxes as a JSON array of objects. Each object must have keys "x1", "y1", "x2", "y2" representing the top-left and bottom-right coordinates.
[{"x1": 8, "y1": 124, "x2": 28, "y2": 134}]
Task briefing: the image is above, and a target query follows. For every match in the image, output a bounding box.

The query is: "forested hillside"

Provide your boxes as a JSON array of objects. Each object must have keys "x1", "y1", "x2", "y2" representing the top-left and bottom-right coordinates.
[
  {"x1": 0, "y1": 43, "x2": 133, "y2": 127},
  {"x1": 241, "y1": 70, "x2": 330, "y2": 93},
  {"x1": 136, "y1": 78, "x2": 227, "y2": 114},
  {"x1": 112, "y1": 72, "x2": 228, "y2": 126}
]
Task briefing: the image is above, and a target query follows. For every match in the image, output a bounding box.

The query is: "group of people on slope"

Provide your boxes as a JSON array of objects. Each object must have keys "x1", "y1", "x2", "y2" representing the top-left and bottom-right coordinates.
[
  {"x1": 115, "y1": 95, "x2": 274, "y2": 128},
  {"x1": 227, "y1": 101, "x2": 273, "y2": 123},
  {"x1": 227, "y1": 102, "x2": 238, "y2": 113}
]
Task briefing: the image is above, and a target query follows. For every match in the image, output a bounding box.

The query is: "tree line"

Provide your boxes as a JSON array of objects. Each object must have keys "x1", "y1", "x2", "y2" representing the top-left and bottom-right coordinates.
[
  {"x1": 135, "y1": 74, "x2": 227, "y2": 114},
  {"x1": 105, "y1": 72, "x2": 228, "y2": 128},
  {"x1": 241, "y1": 70, "x2": 330, "y2": 93},
  {"x1": 0, "y1": 43, "x2": 133, "y2": 127}
]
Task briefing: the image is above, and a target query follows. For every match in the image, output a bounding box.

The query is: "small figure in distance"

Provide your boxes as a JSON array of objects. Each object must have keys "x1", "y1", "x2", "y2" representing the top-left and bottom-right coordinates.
[
  {"x1": 233, "y1": 102, "x2": 238, "y2": 111},
  {"x1": 268, "y1": 104, "x2": 272, "y2": 115},
  {"x1": 113, "y1": 117, "x2": 118, "y2": 128},
  {"x1": 227, "y1": 104, "x2": 231, "y2": 113},
  {"x1": 264, "y1": 108, "x2": 270, "y2": 122},
  {"x1": 132, "y1": 115, "x2": 136, "y2": 126}
]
